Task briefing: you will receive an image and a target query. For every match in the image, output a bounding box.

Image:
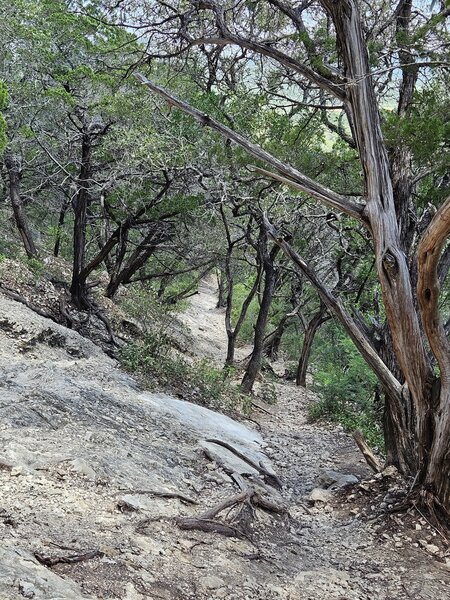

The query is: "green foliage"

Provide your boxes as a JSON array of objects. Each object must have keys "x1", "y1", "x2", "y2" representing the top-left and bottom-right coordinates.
[
  {"x1": 120, "y1": 337, "x2": 241, "y2": 411},
  {"x1": 25, "y1": 257, "x2": 45, "y2": 279},
  {"x1": 259, "y1": 380, "x2": 277, "y2": 405},
  {"x1": 0, "y1": 80, "x2": 8, "y2": 152},
  {"x1": 231, "y1": 281, "x2": 259, "y2": 341},
  {"x1": 119, "y1": 285, "x2": 241, "y2": 410},
  {"x1": 309, "y1": 323, "x2": 383, "y2": 449}
]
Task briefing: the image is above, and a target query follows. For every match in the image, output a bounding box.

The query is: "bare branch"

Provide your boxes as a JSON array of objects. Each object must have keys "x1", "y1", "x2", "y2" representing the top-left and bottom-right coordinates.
[
  {"x1": 135, "y1": 74, "x2": 367, "y2": 223},
  {"x1": 263, "y1": 214, "x2": 403, "y2": 402}
]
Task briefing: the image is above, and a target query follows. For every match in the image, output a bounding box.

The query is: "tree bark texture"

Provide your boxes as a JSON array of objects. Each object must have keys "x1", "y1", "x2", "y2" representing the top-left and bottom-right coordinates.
[
  {"x1": 4, "y1": 154, "x2": 37, "y2": 258},
  {"x1": 241, "y1": 233, "x2": 279, "y2": 393},
  {"x1": 70, "y1": 132, "x2": 92, "y2": 308},
  {"x1": 296, "y1": 304, "x2": 328, "y2": 387}
]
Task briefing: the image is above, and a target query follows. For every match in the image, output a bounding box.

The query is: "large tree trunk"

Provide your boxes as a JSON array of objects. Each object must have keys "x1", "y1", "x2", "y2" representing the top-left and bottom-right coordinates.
[
  {"x1": 4, "y1": 154, "x2": 37, "y2": 258},
  {"x1": 322, "y1": 0, "x2": 434, "y2": 470},
  {"x1": 417, "y1": 197, "x2": 450, "y2": 507}
]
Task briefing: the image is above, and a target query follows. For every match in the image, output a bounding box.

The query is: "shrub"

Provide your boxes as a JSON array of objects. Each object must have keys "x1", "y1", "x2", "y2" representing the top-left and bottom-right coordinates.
[
  {"x1": 309, "y1": 322, "x2": 383, "y2": 449},
  {"x1": 120, "y1": 332, "x2": 242, "y2": 411}
]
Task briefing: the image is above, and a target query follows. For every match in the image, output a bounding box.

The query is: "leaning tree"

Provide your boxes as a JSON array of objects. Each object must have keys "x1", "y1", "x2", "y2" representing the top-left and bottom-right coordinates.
[{"x1": 100, "y1": 0, "x2": 450, "y2": 509}]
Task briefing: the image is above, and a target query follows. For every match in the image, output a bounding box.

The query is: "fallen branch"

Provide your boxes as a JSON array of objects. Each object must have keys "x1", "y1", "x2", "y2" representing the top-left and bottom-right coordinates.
[
  {"x1": 34, "y1": 549, "x2": 104, "y2": 567},
  {"x1": 0, "y1": 285, "x2": 56, "y2": 322},
  {"x1": 352, "y1": 429, "x2": 382, "y2": 473},
  {"x1": 126, "y1": 490, "x2": 198, "y2": 505}
]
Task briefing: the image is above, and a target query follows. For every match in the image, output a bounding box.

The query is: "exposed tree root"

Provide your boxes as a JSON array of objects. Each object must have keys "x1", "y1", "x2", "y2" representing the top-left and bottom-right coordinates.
[
  {"x1": 120, "y1": 489, "x2": 198, "y2": 505},
  {"x1": 377, "y1": 485, "x2": 450, "y2": 543},
  {"x1": 176, "y1": 479, "x2": 286, "y2": 540},
  {"x1": 0, "y1": 283, "x2": 117, "y2": 351},
  {"x1": 0, "y1": 284, "x2": 57, "y2": 322},
  {"x1": 34, "y1": 549, "x2": 104, "y2": 567},
  {"x1": 352, "y1": 429, "x2": 382, "y2": 473}
]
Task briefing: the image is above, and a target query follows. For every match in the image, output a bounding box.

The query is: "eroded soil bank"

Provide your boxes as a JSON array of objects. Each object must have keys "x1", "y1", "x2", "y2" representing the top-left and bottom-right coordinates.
[{"x1": 1, "y1": 281, "x2": 450, "y2": 600}]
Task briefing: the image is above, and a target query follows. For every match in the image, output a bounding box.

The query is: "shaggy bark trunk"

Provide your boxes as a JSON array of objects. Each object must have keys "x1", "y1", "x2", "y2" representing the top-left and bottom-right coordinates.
[
  {"x1": 417, "y1": 196, "x2": 450, "y2": 506},
  {"x1": 4, "y1": 154, "x2": 37, "y2": 258},
  {"x1": 321, "y1": 0, "x2": 436, "y2": 492},
  {"x1": 296, "y1": 304, "x2": 328, "y2": 387}
]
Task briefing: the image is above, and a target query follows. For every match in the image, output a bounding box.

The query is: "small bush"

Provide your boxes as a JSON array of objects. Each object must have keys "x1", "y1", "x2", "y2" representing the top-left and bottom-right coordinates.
[
  {"x1": 26, "y1": 257, "x2": 45, "y2": 279},
  {"x1": 309, "y1": 323, "x2": 383, "y2": 450},
  {"x1": 120, "y1": 335, "x2": 242, "y2": 411}
]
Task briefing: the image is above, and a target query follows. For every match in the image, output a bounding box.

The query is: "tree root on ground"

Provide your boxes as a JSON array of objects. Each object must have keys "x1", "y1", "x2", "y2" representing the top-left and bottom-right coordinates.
[
  {"x1": 176, "y1": 475, "x2": 286, "y2": 539},
  {"x1": 205, "y1": 438, "x2": 282, "y2": 490},
  {"x1": 34, "y1": 549, "x2": 104, "y2": 567}
]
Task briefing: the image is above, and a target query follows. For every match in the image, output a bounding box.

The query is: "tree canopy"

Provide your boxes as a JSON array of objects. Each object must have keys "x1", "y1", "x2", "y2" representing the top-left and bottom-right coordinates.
[{"x1": 2, "y1": 0, "x2": 450, "y2": 513}]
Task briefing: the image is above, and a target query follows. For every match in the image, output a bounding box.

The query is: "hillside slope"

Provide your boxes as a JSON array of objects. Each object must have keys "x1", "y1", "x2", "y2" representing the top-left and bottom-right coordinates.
[{"x1": 0, "y1": 285, "x2": 449, "y2": 600}]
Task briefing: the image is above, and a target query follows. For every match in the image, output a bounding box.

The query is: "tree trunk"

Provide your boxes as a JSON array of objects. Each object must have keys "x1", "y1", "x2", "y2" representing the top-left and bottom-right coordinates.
[
  {"x1": 216, "y1": 269, "x2": 227, "y2": 308},
  {"x1": 296, "y1": 305, "x2": 328, "y2": 387},
  {"x1": 321, "y1": 0, "x2": 434, "y2": 479},
  {"x1": 221, "y1": 210, "x2": 261, "y2": 368},
  {"x1": 241, "y1": 236, "x2": 279, "y2": 394},
  {"x1": 263, "y1": 306, "x2": 298, "y2": 361},
  {"x1": 53, "y1": 199, "x2": 70, "y2": 257},
  {"x1": 4, "y1": 154, "x2": 37, "y2": 258},
  {"x1": 70, "y1": 133, "x2": 92, "y2": 308}
]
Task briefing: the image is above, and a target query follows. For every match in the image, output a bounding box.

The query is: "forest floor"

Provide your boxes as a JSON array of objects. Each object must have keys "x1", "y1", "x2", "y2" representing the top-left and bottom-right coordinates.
[{"x1": 1, "y1": 272, "x2": 450, "y2": 599}]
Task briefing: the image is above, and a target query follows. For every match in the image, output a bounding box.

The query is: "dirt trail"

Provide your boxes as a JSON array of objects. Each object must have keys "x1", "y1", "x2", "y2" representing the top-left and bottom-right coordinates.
[
  {"x1": 180, "y1": 278, "x2": 450, "y2": 599},
  {"x1": 178, "y1": 277, "x2": 250, "y2": 363},
  {"x1": 0, "y1": 280, "x2": 449, "y2": 600}
]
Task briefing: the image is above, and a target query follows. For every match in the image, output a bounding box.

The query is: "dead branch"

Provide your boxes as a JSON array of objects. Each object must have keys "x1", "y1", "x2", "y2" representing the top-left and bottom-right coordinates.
[
  {"x1": 352, "y1": 429, "x2": 382, "y2": 473},
  {"x1": 205, "y1": 438, "x2": 282, "y2": 489},
  {"x1": 34, "y1": 549, "x2": 104, "y2": 567},
  {"x1": 135, "y1": 73, "x2": 365, "y2": 222}
]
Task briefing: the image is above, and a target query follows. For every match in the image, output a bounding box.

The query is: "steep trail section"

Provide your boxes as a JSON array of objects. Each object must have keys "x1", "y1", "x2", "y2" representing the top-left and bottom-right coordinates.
[
  {"x1": 0, "y1": 293, "x2": 277, "y2": 599},
  {"x1": 178, "y1": 276, "x2": 251, "y2": 363}
]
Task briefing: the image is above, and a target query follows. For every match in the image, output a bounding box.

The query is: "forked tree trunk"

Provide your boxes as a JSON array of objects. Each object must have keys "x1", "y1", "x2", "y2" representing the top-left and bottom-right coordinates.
[{"x1": 4, "y1": 154, "x2": 37, "y2": 258}]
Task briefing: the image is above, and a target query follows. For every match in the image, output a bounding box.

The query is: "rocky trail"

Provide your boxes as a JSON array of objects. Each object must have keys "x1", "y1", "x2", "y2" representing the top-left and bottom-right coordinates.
[{"x1": 1, "y1": 279, "x2": 450, "y2": 599}]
